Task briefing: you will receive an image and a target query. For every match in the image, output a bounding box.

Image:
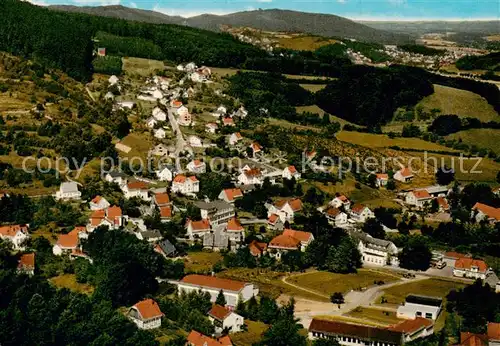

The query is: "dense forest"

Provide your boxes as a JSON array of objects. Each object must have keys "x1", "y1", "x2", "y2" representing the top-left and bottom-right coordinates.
[{"x1": 456, "y1": 52, "x2": 500, "y2": 71}]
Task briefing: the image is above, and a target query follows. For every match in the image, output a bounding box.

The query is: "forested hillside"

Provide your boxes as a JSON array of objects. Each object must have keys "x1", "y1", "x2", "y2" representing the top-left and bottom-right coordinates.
[{"x1": 456, "y1": 52, "x2": 500, "y2": 71}]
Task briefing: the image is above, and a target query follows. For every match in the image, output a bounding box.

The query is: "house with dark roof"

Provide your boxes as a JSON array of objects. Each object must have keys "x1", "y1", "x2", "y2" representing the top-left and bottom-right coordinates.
[
  {"x1": 128, "y1": 299, "x2": 164, "y2": 330},
  {"x1": 154, "y1": 239, "x2": 177, "y2": 258},
  {"x1": 208, "y1": 304, "x2": 244, "y2": 333},
  {"x1": 396, "y1": 295, "x2": 443, "y2": 321},
  {"x1": 350, "y1": 230, "x2": 399, "y2": 267},
  {"x1": 203, "y1": 226, "x2": 229, "y2": 251},
  {"x1": 308, "y1": 318, "x2": 404, "y2": 346},
  {"x1": 194, "y1": 200, "x2": 235, "y2": 227}
]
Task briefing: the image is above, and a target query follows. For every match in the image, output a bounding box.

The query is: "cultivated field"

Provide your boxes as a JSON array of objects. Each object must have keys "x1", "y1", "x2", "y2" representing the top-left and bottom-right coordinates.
[
  {"x1": 117, "y1": 132, "x2": 153, "y2": 161},
  {"x1": 184, "y1": 251, "x2": 222, "y2": 273},
  {"x1": 447, "y1": 128, "x2": 500, "y2": 153},
  {"x1": 49, "y1": 274, "x2": 94, "y2": 295},
  {"x1": 418, "y1": 84, "x2": 499, "y2": 121}
]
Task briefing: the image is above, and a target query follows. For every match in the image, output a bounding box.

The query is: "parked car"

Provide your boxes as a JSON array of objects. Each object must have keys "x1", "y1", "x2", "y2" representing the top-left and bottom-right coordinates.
[{"x1": 436, "y1": 261, "x2": 447, "y2": 269}]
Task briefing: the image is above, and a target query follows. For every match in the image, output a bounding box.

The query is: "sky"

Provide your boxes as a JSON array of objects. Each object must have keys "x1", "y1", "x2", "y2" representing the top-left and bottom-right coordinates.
[{"x1": 30, "y1": 0, "x2": 500, "y2": 21}]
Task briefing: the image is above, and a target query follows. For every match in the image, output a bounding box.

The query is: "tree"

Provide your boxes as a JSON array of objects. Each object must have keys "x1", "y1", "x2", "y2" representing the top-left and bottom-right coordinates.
[
  {"x1": 330, "y1": 292, "x2": 345, "y2": 308},
  {"x1": 362, "y1": 218, "x2": 386, "y2": 239},
  {"x1": 428, "y1": 114, "x2": 462, "y2": 136},
  {"x1": 258, "y1": 296, "x2": 279, "y2": 324},
  {"x1": 436, "y1": 166, "x2": 455, "y2": 185},
  {"x1": 216, "y1": 289, "x2": 227, "y2": 306},
  {"x1": 398, "y1": 236, "x2": 432, "y2": 271},
  {"x1": 326, "y1": 237, "x2": 362, "y2": 273},
  {"x1": 386, "y1": 179, "x2": 396, "y2": 190}
]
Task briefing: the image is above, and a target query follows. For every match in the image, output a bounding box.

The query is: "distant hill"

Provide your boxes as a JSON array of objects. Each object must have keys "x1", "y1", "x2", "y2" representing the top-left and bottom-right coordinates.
[
  {"x1": 359, "y1": 20, "x2": 500, "y2": 36},
  {"x1": 49, "y1": 5, "x2": 414, "y2": 44}
]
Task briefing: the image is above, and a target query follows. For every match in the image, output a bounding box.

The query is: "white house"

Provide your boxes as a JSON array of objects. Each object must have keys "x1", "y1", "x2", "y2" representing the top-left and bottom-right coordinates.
[
  {"x1": 218, "y1": 188, "x2": 243, "y2": 203},
  {"x1": 156, "y1": 165, "x2": 178, "y2": 182},
  {"x1": 172, "y1": 274, "x2": 258, "y2": 308},
  {"x1": 194, "y1": 200, "x2": 235, "y2": 227},
  {"x1": 122, "y1": 181, "x2": 150, "y2": 201},
  {"x1": 105, "y1": 172, "x2": 128, "y2": 186},
  {"x1": 329, "y1": 195, "x2": 351, "y2": 211},
  {"x1": 228, "y1": 132, "x2": 243, "y2": 146},
  {"x1": 176, "y1": 105, "x2": 189, "y2": 117},
  {"x1": 187, "y1": 135, "x2": 203, "y2": 147},
  {"x1": 226, "y1": 217, "x2": 245, "y2": 243},
  {"x1": 282, "y1": 165, "x2": 301, "y2": 180},
  {"x1": 146, "y1": 117, "x2": 158, "y2": 128},
  {"x1": 237, "y1": 167, "x2": 264, "y2": 186},
  {"x1": 212, "y1": 105, "x2": 227, "y2": 118},
  {"x1": 349, "y1": 204, "x2": 375, "y2": 223},
  {"x1": 405, "y1": 190, "x2": 433, "y2": 208},
  {"x1": 185, "y1": 218, "x2": 211, "y2": 240},
  {"x1": 172, "y1": 175, "x2": 199, "y2": 195},
  {"x1": 233, "y1": 106, "x2": 248, "y2": 119},
  {"x1": 208, "y1": 304, "x2": 244, "y2": 334},
  {"x1": 88, "y1": 206, "x2": 124, "y2": 230},
  {"x1": 55, "y1": 182, "x2": 81, "y2": 200},
  {"x1": 324, "y1": 207, "x2": 348, "y2": 227},
  {"x1": 206, "y1": 122, "x2": 219, "y2": 134},
  {"x1": 471, "y1": 202, "x2": 500, "y2": 223},
  {"x1": 394, "y1": 167, "x2": 414, "y2": 183},
  {"x1": 397, "y1": 295, "x2": 443, "y2": 321},
  {"x1": 266, "y1": 198, "x2": 303, "y2": 223},
  {"x1": 154, "y1": 128, "x2": 166, "y2": 139},
  {"x1": 0, "y1": 225, "x2": 30, "y2": 250},
  {"x1": 152, "y1": 107, "x2": 167, "y2": 121},
  {"x1": 268, "y1": 233, "x2": 301, "y2": 260},
  {"x1": 186, "y1": 159, "x2": 206, "y2": 174},
  {"x1": 351, "y1": 231, "x2": 399, "y2": 267},
  {"x1": 249, "y1": 142, "x2": 263, "y2": 157},
  {"x1": 453, "y1": 257, "x2": 489, "y2": 280},
  {"x1": 89, "y1": 195, "x2": 110, "y2": 211},
  {"x1": 108, "y1": 75, "x2": 119, "y2": 86},
  {"x1": 128, "y1": 299, "x2": 164, "y2": 330}
]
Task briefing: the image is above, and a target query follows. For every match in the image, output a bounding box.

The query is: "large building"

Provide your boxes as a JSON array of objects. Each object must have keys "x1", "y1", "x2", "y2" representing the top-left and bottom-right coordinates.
[
  {"x1": 351, "y1": 231, "x2": 399, "y2": 267},
  {"x1": 171, "y1": 274, "x2": 258, "y2": 308},
  {"x1": 453, "y1": 257, "x2": 490, "y2": 280},
  {"x1": 309, "y1": 318, "x2": 404, "y2": 346},
  {"x1": 396, "y1": 295, "x2": 443, "y2": 321},
  {"x1": 194, "y1": 200, "x2": 235, "y2": 226}
]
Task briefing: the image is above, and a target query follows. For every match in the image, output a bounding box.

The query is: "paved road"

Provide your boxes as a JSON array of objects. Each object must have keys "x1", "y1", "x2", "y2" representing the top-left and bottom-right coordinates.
[{"x1": 166, "y1": 107, "x2": 192, "y2": 157}]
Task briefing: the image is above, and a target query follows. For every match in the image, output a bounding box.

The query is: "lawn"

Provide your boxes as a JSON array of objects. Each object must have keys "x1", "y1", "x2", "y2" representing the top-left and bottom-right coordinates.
[
  {"x1": 447, "y1": 129, "x2": 500, "y2": 153},
  {"x1": 345, "y1": 307, "x2": 403, "y2": 326},
  {"x1": 117, "y1": 132, "x2": 153, "y2": 161},
  {"x1": 49, "y1": 274, "x2": 94, "y2": 295},
  {"x1": 286, "y1": 270, "x2": 401, "y2": 297},
  {"x1": 231, "y1": 321, "x2": 268, "y2": 346},
  {"x1": 417, "y1": 84, "x2": 499, "y2": 122},
  {"x1": 313, "y1": 315, "x2": 385, "y2": 327},
  {"x1": 377, "y1": 278, "x2": 466, "y2": 305},
  {"x1": 122, "y1": 57, "x2": 164, "y2": 76},
  {"x1": 184, "y1": 251, "x2": 223, "y2": 273}
]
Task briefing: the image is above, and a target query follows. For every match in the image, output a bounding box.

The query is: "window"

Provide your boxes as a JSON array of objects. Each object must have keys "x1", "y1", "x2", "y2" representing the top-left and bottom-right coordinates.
[
  {"x1": 425, "y1": 313, "x2": 433, "y2": 319},
  {"x1": 416, "y1": 311, "x2": 422, "y2": 317}
]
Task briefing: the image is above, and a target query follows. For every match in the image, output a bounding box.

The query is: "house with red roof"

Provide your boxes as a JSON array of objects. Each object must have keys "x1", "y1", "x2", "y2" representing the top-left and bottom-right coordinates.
[
  {"x1": 154, "y1": 192, "x2": 171, "y2": 207},
  {"x1": 218, "y1": 188, "x2": 243, "y2": 203},
  {"x1": 453, "y1": 257, "x2": 490, "y2": 280},
  {"x1": 128, "y1": 299, "x2": 164, "y2": 330},
  {"x1": 185, "y1": 218, "x2": 211, "y2": 240},
  {"x1": 52, "y1": 226, "x2": 88, "y2": 256},
  {"x1": 375, "y1": 173, "x2": 389, "y2": 187},
  {"x1": 268, "y1": 233, "x2": 302, "y2": 260},
  {"x1": 329, "y1": 194, "x2": 351, "y2": 211},
  {"x1": 266, "y1": 198, "x2": 303, "y2": 223},
  {"x1": 387, "y1": 318, "x2": 434, "y2": 342},
  {"x1": 89, "y1": 195, "x2": 110, "y2": 211},
  {"x1": 394, "y1": 167, "x2": 414, "y2": 183},
  {"x1": 0, "y1": 224, "x2": 29, "y2": 250},
  {"x1": 472, "y1": 202, "x2": 500, "y2": 223},
  {"x1": 457, "y1": 332, "x2": 489, "y2": 346},
  {"x1": 206, "y1": 122, "x2": 219, "y2": 134},
  {"x1": 88, "y1": 206, "x2": 124, "y2": 230},
  {"x1": 349, "y1": 204, "x2": 375, "y2": 223},
  {"x1": 267, "y1": 213, "x2": 285, "y2": 231},
  {"x1": 17, "y1": 253, "x2": 35, "y2": 276},
  {"x1": 248, "y1": 240, "x2": 268, "y2": 257},
  {"x1": 405, "y1": 190, "x2": 433, "y2": 208},
  {"x1": 488, "y1": 322, "x2": 500, "y2": 345},
  {"x1": 228, "y1": 132, "x2": 243, "y2": 146},
  {"x1": 223, "y1": 117, "x2": 235, "y2": 127},
  {"x1": 282, "y1": 165, "x2": 301, "y2": 180},
  {"x1": 226, "y1": 218, "x2": 245, "y2": 242},
  {"x1": 172, "y1": 175, "x2": 199, "y2": 196},
  {"x1": 186, "y1": 330, "x2": 233, "y2": 346},
  {"x1": 122, "y1": 181, "x2": 150, "y2": 201},
  {"x1": 237, "y1": 167, "x2": 264, "y2": 186},
  {"x1": 172, "y1": 274, "x2": 258, "y2": 308},
  {"x1": 437, "y1": 197, "x2": 450, "y2": 212},
  {"x1": 159, "y1": 206, "x2": 173, "y2": 222},
  {"x1": 249, "y1": 142, "x2": 263, "y2": 157},
  {"x1": 208, "y1": 304, "x2": 244, "y2": 333},
  {"x1": 324, "y1": 207, "x2": 348, "y2": 227},
  {"x1": 282, "y1": 229, "x2": 314, "y2": 251}
]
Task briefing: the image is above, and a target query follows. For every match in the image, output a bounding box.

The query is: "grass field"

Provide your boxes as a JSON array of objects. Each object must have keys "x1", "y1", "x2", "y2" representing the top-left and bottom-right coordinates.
[
  {"x1": 378, "y1": 278, "x2": 466, "y2": 305},
  {"x1": 184, "y1": 251, "x2": 222, "y2": 273},
  {"x1": 117, "y1": 132, "x2": 153, "y2": 161},
  {"x1": 287, "y1": 270, "x2": 401, "y2": 296},
  {"x1": 49, "y1": 274, "x2": 94, "y2": 295},
  {"x1": 313, "y1": 315, "x2": 385, "y2": 327},
  {"x1": 345, "y1": 307, "x2": 402, "y2": 326},
  {"x1": 418, "y1": 84, "x2": 499, "y2": 121},
  {"x1": 447, "y1": 129, "x2": 500, "y2": 153},
  {"x1": 295, "y1": 105, "x2": 355, "y2": 126},
  {"x1": 299, "y1": 84, "x2": 327, "y2": 92},
  {"x1": 276, "y1": 35, "x2": 339, "y2": 51},
  {"x1": 231, "y1": 321, "x2": 268, "y2": 346},
  {"x1": 0, "y1": 95, "x2": 31, "y2": 112},
  {"x1": 122, "y1": 57, "x2": 164, "y2": 76}
]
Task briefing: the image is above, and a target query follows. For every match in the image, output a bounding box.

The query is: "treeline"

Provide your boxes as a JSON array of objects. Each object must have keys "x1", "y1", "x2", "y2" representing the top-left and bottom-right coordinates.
[
  {"x1": 398, "y1": 44, "x2": 445, "y2": 56},
  {"x1": 92, "y1": 55, "x2": 123, "y2": 75},
  {"x1": 456, "y1": 52, "x2": 500, "y2": 71}
]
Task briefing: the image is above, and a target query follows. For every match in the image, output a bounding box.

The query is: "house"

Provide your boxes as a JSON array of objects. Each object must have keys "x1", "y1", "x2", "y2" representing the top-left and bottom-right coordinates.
[
  {"x1": 186, "y1": 330, "x2": 233, "y2": 346},
  {"x1": 187, "y1": 159, "x2": 206, "y2": 174},
  {"x1": 437, "y1": 197, "x2": 450, "y2": 212},
  {"x1": 203, "y1": 227, "x2": 229, "y2": 251},
  {"x1": 405, "y1": 190, "x2": 433, "y2": 208},
  {"x1": 108, "y1": 75, "x2": 119, "y2": 85},
  {"x1": 282, "y1": 165, "x2": 301, "y2": 180},
  {"x1": 206, "y1": 122, "x2": 219, "y2": 134},
  {"x1": 123, "y1": 181, "x2": 150, "y2": 201},
  {"x1": 154, "y1": 128, "x2": 166, "y2": 139},
  {"x1": 228, "y1": 132, "x2": 243, "y2": 146},
  {"x1": 308, "y1": 318, "x2": 404, "y2": 346},
  {"x1": 249, "y1": 142, "x2": 263, "y2": 157},
  {"x1": 329, "y1": 194, "x2": 351, "y2": 211},
  {"x1": 267, "y1": 214, "x2": 284, "y2": 231},
  {"x1": 351, "y1": 231, "x2": 399, "y2": 267},
  {"x1": 154, "y1": 192, "x2": 171, "y2": 207},
  {"x1": 375, "y1": 173, "x2": 389, "y2": 187},
  {"x1": 128, "y1": 299, "x2": 164, "y2": 330},
  {"x1": 105, "y1": 171, "x2": 128, "y2": 186},
  {"x1": 324, "y1": 207, "x2": 348, "y2": 227},
  {"x1": 423, "y1": 185, "x2": 449, "y2": 197},
  {"x1": 237, "y1": 167, "x2": 264, "y2": 186},
  {"x1": 248, "y1": 240, "x2": 268, "y2": 257},
  {"x1": 136, "y1": 230, "x2": 162, "y2": 243},
  {"x1": 55, "y1": 182, "x2": 81, "y2": 200},
  {"x1": 152, "y1": 107, "x2": 167, "y2": 121},
  {"x1": 17, "y1": 253, "x2": 35, "y2": 276},
  {"x1": 156, "y1": 165, "x2": 178, "y2": 182},
  {"x1": 89, "y1": 195, "x2": 110, "y2": 211},
  {"x1": 488, "y1": 322, "x2": 500, "y2": 346},
  {"x1": 170, "y1": 99, "x2": 183, "y2": 108},
  {"x1": 397, "y1": 295, "x2": 443, "y2": 321},
  {"x1": 223, "y1": 117, "x2": 235, "y2": 127},
  {"x1": 233, "y1": 106, "x2": 248, "y2": 119},
  {"x1": 267, "y1": 198, "x2": 303, "y2": 223},
  {"x1": 443, "y1": 251, "x2": 471, "y2": 267},
  {"x1": 160, "y1": 206, "x2": 172, "y2": 222},
  {"x1": 177, "y1": 106, "x2": 192, "y2": 126},
  {"x1": 88, "y1": 206, "x2": 124, "y2": 230},
  {"x1": 194, "y1": 200, "x2": 235, "y2": 226},
  {"x1": 146, "y1": 117, "x2": 158, "y2": 128},
  {"x1": 0, "y1": 224, "x2": 30, "y2": 250},
  {"x1": 387, "y1": 318, "x2": 434, "y2": 342},
  {"x1": 350, "y1": 204, "x2": 375, "y2": 223},
  {"x1": 151, "y1": 144, "x2": 174, "y2": 157},
  {"x1": 219, "y1": 188, "x2": 243, "y2": 203},
  {"x1": 282, "y1": 229, "x2": 314, "y2": 251},
  {"x1": 453, "y1": 257, "x2": 489, "y2": 280},
  {"x1": 187, "y1": 135, "x2": 203, "y2": 147},
  {"x1": 173, "y1": 274, "x2": 259, "y2": 308},
  {"x1": 394, "y1": 167, "x2": 414, "y2": 183},
  {"x1": 268, "y1": 234, "x2": 301, "y2": 260},
  {"x1": 208, "y1": 304, "x2": 244, "y2": 333},
  {"x1": 185, "y1": 218, "x2": 211, "y2": 240},
  {"x1": 172, "y1": 175, "x2": 199, "y2": 195},
  {"x1": 104, "y1": 91, "x2": 114, "y2": 101},
  {"x1": 472, "y1": 202, "x2": 500, "y2": 223},
  {"x1": 212, "y1": 105, "x2": 227, "y2": 118},
  {"x1": 154, "y1": 239, "x2": 177, "y2": 258},
  {"x1": 226, "y1": 217, "x2": 245, "y2": 243},
  {"x1": 457, "y1": 332, "x2": 489, "y2": 346},
  {"x1": 52, "y1": 226, "x2": 87, "y2": 256}
]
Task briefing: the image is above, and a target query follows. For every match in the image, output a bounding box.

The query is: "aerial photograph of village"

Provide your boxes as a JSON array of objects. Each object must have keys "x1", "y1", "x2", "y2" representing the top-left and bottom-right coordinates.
[{"x1": 0, "y1": 0, "x2": 499, "y2": 345}]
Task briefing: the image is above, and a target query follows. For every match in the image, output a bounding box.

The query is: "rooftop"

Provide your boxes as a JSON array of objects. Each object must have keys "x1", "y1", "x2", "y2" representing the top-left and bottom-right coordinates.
[
  {"x1": 132, "y1": 299, "x2": 164, "y2": 320},
  {"x1": 269, "y1": 234, "x2": 301, "y2": 249}
]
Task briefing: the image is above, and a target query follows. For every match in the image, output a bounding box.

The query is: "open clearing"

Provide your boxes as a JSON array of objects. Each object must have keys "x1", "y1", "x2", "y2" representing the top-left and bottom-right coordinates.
[
  {"x1": 418, "y1": 84, "x2": 499, "y2": 121},
  {"x1": 299, "y1": 84, "x2": 327, "y2": 92},
  {"x1": 286, "y1": 270, "x2": 401, "y2": 296},
  {"x1": 295, "y1": 105, "x2": 355, "y2": 126},
  {"x1": 276, "y1": 35, "x2": 339, "y2": 51},
  {"x1": 231, "y1": 321, "x2": 268, "y2": 346},
  {"x1": 447, "y1": 128, "x2": 500, "y2": 153},
  {"x1": 184, "y1": 251, "x2": 222, "y2": 273},
  {"x1": 117, "y1": 132, "x2": 153, "y2": 161},
  {"x1": 337, "y1": 131, "x2": 457, "y2": 152},
  {"x1": 49, "y1": 274, "x2": 94, "y2": 295},
  {"x1": 377, "y1": 278, "x2": 466, "y2": 305},
  {"x1": 0, "y1": 95, "x2": 31, "y2": 112},
  {"x1": 122, "y1": 57, "x2": 164, "y2": 76},
  {"x1": 345, "y1": 307, "x2": 402, "y2": 326}
]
